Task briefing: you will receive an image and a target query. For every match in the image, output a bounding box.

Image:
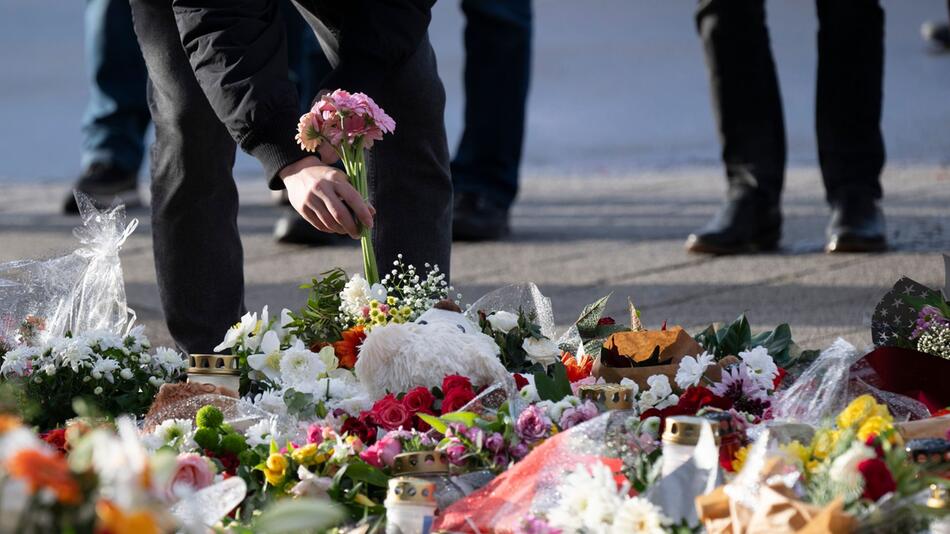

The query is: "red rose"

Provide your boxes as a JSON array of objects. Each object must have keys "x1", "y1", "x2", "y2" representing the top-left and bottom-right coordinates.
[
  {"x1": 41, "y1": 428, "x2": 68, "y2": 455},
  {"x1": 371, "y1": 394, "x2": 413, "y2": 431},
  {"x1": 442, "y1": 375, "x2": 473, "y2": 396},
  {"x1": 857, "y1": 458, "x2": 896, "y2": 502},
  {"x1": 442, "y1": 387, "x2": 476, "y2": 414},
  {"x1": 344, "y1": 415, "x2": 378, "y2": 445},
  {"x1": 597, "y1": 317, "x2": 616, "y2": 326},
  {"x1": 402, "y1": 387, "x2": 435, "y2": 414},
  {"x1": 773, "y1": 367, "x2": 787, "y2": 390},
  {"x1": 513, "y1": 373, "x2": 529, "y2": 390},
  {"x1": 677, "y1": 386, "x2": 733, "y2": 414}
]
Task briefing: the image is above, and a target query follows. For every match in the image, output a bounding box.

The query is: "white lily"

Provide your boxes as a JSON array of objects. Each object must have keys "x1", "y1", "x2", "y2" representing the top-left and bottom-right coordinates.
[
  {"x1": 214, "y1": 310, "x2": 258, "y2": 352},
  {"x1": 317, "y1": 345, "x2": 338, "y2": 374},
  {"x1": 246, "y1": 330, "x2": 283, "y2": 383}
]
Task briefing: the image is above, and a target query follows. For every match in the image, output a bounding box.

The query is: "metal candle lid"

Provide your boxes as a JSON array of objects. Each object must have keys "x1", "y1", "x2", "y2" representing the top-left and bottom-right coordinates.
[
  {"x1": 187, "y1": 354, "x2": 239, "y2": 375},
  {"x1": 386, "y1": 476, "x2": 437, "y2": 506},
  {"x1": 577, "y1": 384, "x2": 634, "y2": 410},
  {"x1": 392, "y1": 451, "x2": 449, "y2": 476},
  {"x1": 662, "y1": 415, "x2": 720, "y2": 446}
]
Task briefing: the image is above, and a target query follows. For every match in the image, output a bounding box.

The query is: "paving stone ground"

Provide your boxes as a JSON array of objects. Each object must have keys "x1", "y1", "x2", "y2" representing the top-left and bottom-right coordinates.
[{"x1": 1, "y1": 164, "x2": 947, "y2": 352}]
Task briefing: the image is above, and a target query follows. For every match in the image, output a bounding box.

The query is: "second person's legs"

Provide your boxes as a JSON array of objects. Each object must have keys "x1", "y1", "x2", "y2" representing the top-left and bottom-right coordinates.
[{"x1": 688, "y1": 0, "x2": 785, "y2": 254}]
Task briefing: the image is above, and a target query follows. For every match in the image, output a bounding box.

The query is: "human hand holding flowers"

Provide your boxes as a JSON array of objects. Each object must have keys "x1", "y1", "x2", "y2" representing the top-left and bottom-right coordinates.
[{"x1": 280, "y1": 156, "x2": 375, "y2": 239}]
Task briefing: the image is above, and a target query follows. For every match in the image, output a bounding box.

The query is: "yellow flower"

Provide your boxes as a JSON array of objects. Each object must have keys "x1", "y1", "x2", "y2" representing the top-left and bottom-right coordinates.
[
  {"x1": 837, "y1": 395, "x2": 878, "y2": 429},
  {"x1": 731, "y1": 445, "x2": 751, "y2": 473},
  {"x1": 96, "y1": 501, "x2": 161, "y2": 534},
  {"x1": 811, "y1": 429, "x2": 839, "y2": 460},
  {"x1": 263, "y1": 453, "x2": 289, "y2": 486},
  {"x1": 291, "y1": 444, "x2": 327, "y2": 467},
  {"x1": 780, "y1": 440, "x2": 813, "y2": 470},
  {"x1": 857, "y1": 415, "x2": 894, "y2": 442}
]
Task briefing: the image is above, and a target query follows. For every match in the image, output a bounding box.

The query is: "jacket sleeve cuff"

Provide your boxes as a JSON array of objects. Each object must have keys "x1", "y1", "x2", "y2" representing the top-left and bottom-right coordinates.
[{"x1": 241, "y1": 108, "x2": 309, "y2": 190}]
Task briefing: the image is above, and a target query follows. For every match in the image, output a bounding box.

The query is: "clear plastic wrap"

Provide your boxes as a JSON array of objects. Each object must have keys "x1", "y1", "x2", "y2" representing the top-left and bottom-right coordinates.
[
  {"x1": 771, "y1": 338, "x2": 930, "y2": 425},
  {"x1": 142, "y1": 393, "x2": 280, "y2": 435},
  {"x1": 0, "y1": 194, "x2": 137, "y2": 341}
]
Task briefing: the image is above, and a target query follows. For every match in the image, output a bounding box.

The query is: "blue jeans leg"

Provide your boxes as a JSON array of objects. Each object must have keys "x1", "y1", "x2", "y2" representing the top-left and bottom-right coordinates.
[
  {"x1": 81, "y1": 0, "x2": 151, "y2": 173},
  {"x1": 452, "y1": 0, "x2": 532, "y2": 210}
]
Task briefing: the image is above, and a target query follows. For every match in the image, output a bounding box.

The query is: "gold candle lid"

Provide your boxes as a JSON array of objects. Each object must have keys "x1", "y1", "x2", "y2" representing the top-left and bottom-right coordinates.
[
  {"x1": 577, "y1": 384, "x2": 634, "y2": 410},
  {"x1": 391, "y1": 451, "x2": 449, "y2": 476},
  {"x1": 386, "y1": 476, "x2": 437, "y2": 505},
  {"x1": 187, "y1": 354, "x2": 240, "y2": 375},
  {"x1": 928, "y1": 484, "x2": 947, "y2": 509},
  {"x1": 662, "y1": 416, "x2": 720, "y2": 446}
]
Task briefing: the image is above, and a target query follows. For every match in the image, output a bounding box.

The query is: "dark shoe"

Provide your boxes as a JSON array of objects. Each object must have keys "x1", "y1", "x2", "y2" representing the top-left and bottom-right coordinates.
[
  {"x1": 922, "y1": 21, "x2": 950, "y2": 51},
  {"x1": 685, "y1": 189, "x2": 781, "y2": 254},
  {"x1": 453, "y1": 192, "x2": 510, "y2": 241},
  {"x1": 274, "y1": 209, "x2": 345, "y2": 245},
  {"x1": 825, "y1": 198, "x2": 887, "y2": 253},
  {"x1": 63, "y1": 163, "x2": 140, "y2": 214}
]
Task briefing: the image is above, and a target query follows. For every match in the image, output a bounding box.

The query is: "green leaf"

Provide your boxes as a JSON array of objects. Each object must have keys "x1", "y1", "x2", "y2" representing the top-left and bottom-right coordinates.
[
  {"x1": 344, "y1": 462, "x2": 390, "y2": 488},
  {"x1": 252, "y1": 498, "x2": 345, "y2": 533},
  {"x1": 418, "y1": 413, "x2": 447, "y2": 435},
  {"x1": 440, "y1": 411, "x2": 479, "y2": 428},
  {"x1": 533, "y1": 362, "x2": 573, "y2": 402},
  {"x1": 575, "y1": 294, "x2": 611, "y2": 337}
]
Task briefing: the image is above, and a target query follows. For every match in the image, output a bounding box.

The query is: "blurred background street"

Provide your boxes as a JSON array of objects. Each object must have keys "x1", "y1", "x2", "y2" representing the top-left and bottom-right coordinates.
[{"x1": 1, "y1": 0, "x2": 949, "y2": 349}]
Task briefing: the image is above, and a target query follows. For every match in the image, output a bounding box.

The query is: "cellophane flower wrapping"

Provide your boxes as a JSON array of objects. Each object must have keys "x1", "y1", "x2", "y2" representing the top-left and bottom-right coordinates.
[
  {"x1": 770, "y1": 338, "x2": 929, "y2": 426},
  {"x1": 0, "y1": 193, "x2": 137, "y2": 341},
  {"x1": 434, "y1": 411, "x2": 637, "y2": 533}
]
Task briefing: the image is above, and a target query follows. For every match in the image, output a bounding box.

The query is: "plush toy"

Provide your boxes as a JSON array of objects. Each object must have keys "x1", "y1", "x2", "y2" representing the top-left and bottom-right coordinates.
[{"x1": 355, "y1": 301, "x2": 510, "y2": 398}]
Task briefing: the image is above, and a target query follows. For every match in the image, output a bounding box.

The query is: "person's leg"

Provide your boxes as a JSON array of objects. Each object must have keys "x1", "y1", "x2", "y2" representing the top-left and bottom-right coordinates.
[
  {"x1": 920, "y1": 0, "x2": 950, "y2": 50},
  {"x1": 687, "y1": 0, "x2": 785, "y2": 254},
  {"x1": 130, "y1": 0, "x2": 244, "y2": 353},
  {"x1": 452, "y1": 0, "x2": 532, "y2": 241},
  {"x1": 69, "y1": 0, "x2": 151, "y2": 212},
  {"x1": 816, "y1": 0, "x2": 886, "y2": 252}
]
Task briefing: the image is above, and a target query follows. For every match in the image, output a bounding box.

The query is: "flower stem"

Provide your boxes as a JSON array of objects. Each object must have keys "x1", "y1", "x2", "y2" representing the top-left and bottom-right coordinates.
[{"x1": 342, "y1": 138, "x2": 378, "y2": 284}]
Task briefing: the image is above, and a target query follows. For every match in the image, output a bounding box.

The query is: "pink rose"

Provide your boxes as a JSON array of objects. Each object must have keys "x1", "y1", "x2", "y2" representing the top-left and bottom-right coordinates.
[
  {"x1": 359, "y1": 432, "x2": 402, "y2": 468},
  {"x1": 307, "y1": 424, "x2": 324, "y2": 445},
  {"x1": 166, "y1": 453, "x2": 215, "y2": 501}
]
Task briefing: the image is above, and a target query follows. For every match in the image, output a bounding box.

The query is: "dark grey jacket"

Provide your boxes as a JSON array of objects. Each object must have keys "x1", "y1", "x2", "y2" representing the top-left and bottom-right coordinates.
[{"x1": 172, "y1": 0, "x2": 435, "y2": 185}]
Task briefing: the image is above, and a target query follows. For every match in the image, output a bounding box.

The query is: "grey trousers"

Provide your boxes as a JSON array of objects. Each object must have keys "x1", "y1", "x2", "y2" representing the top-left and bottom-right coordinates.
[{"x1": 130, "y1": 0, "x2": 452, "y2": 353}]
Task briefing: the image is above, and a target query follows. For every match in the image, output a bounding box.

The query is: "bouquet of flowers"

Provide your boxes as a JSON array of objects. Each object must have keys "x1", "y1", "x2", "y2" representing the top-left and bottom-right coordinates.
[
  {"x1": 295, "y1": 89, "x2": 396, "y2": 284},
  {"x1": 0, "y1": 326, "x2": 184, "y2": 429}
]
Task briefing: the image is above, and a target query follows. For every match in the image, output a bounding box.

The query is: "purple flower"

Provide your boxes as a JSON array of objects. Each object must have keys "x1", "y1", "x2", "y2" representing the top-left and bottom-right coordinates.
[
  {"x1": 445, "y1": 442, "x2": 467, "y2": 466},
  {"x1": 911, "y1": 305, "x2": 949, "y2": 339},
  {"x1": 516, "y1": 514, "x2": 562, "y2": 534},
  {"x1": 492, "y1": 451, "x2": 509, "y2": 468},
  {"x1": 515, "y1": 405, "x2": 551, "y2": 443},
  {"x1": 464, "y1": 426, "x2": 485, "y2": 449},
  {"x1": 485, "y1": 432, "x2": 505, "y2": 453},
  {"x1": 558, "y1": 400, "x2": 599, "y2": 430},
  {"x1": 710, "y1": 363, "x2": 770, "y2": 416},
  {"x1": 509, "y1": 441, "x2": 529, "y2": 459}
]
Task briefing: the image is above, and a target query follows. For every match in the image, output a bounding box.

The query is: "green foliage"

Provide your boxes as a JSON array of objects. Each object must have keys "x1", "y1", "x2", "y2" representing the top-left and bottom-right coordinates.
[
  {"x1": 247, "y1": 498, "x2": 345, "y2": 533},
  {"x1": 901, "y1": 291, "x2": 950, "y2": 319},
  {"x1": 478, "y1": 308, "x2": 548, "y2": 374},
  {"x1": 196, "y1": 405, "x2": 224, "y2": 429},
  {"x1": 287, "y1": 268, "x2": 349, "y2": 345},
  {"x1": 533, "y1": 362, "x2": 573, "y2": 402},
  {"x1": 573, "y1": 294, "x2": 628, "y2": 355},
  {"x1": 694, "y1": 314, "x2": 804, "y2": 368}
]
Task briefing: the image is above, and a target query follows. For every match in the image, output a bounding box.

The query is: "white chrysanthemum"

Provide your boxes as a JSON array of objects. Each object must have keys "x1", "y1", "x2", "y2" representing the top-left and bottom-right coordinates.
[
  {"x1": 152, "y1": 347, "x2": 185, "y2": 375},
  {"x1": 60, "y1": 339, "x2": 94, "y2": 372},
  {"x1": 519, "y1": 383, "x2": 540, "y2": 404},
  {"x1": 279, "y1": 342, "x2": 327, "y2": 391},
  {"x1": 213, "y1": 310, "x2": 259, "y2": 352},
  {"x1": 246, "y1": 330, "x2": 283, "y2": 383},
  {"x1": 0, "y1": 346, "x2": 38, "y2": 376},
  {"x1": 249, "y1": 389, "x2": 288, "y2": 418},
  {"x1": 245, "y1": 419, "x2": 275, "y2": 448},
  {"x1": 655, "y1": 393, "x2": 679, "y2": 410},
  {"x1": 547, "y1": 463, "x2": 628, "y2": 531},
  {"x1": 487, "y1": 311, "x2": 519, "y2": 333},
  {"x1": 675, "y1": 351, "x2": 715, "y2": 390},
  {"x1": 148, "y1": 418, "x2": 195, "y2": 451},
  {"x1": 91, "y1": 357, "x2": 120, "y2": 383},
  {"x1": 125, "y1": 324, "x2": 149, "y2": 353},
  {"x1": 119, "y1": 368, "x2": 134, "y2": 380},
  {"x1": 646, "y1": 375, "x2": 672, "y2": 398},
  {"x1": 620, "y1": 377, "x2": 640, "y2": 398},
  {"x1": 829, "y1": 443, "x2": 876, "y2": 492},
  {"x1": 85, "y1": 330, "x2": 124, "y2": 352},
  {"x1": 340, "y1": 274, "x2": 372, "y2": 317},
  {"x1": 609, "y1": 496, "x2": 670, "y2": 534},
  {"x1": 738, "y1": 346, "x2": 779, "y2": 390}
]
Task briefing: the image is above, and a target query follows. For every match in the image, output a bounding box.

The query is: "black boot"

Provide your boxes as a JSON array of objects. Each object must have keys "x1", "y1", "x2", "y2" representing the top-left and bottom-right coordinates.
[
  {"x1": 63, "y1": 163, "x2": 141, "y2": 214},
  {"x1": 453, "y1": 192, "x2": 510, "y2": 241},
  {"x1": 825, "y1": 197, "x2": 886, "y2": 253},
  {"x1": 273, "y1": 208, "x2": 347, "y2": 246},
  {"x1": 922, "y1": 21, "x2": 950, "y2": 51},
  {"x1": 685, "y1": 188, "x2": 781, "y2": 254}
]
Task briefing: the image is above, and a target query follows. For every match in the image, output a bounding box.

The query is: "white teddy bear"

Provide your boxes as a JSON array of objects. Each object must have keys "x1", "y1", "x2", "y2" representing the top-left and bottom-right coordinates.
[{"x1": 355, "y1": 302, "x2": 510, "y2": 399}]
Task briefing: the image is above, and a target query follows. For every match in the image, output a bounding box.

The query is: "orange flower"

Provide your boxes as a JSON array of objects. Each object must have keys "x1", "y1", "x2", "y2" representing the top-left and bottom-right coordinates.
[
  {"x1": 561, "y1": 352, "x2": 593, "y2": 382},
  {"x1": 0, "y1": 414, "x2": 22, "y2": 434},
  {"x1": 6, "y1": 449, "x2": 81, "y2": 504},
  {"x1": 333, "y1": 326, "x2": 366, "y2": 369},
  {"x1": 95, "y1": 501, "x2": 161, "y2": 534}
]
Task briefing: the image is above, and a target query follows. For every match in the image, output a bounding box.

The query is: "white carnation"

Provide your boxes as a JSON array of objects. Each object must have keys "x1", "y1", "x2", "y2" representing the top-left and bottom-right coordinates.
[{"x1": 674, "y1": 351, "x2": 715, "y2": 390}]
